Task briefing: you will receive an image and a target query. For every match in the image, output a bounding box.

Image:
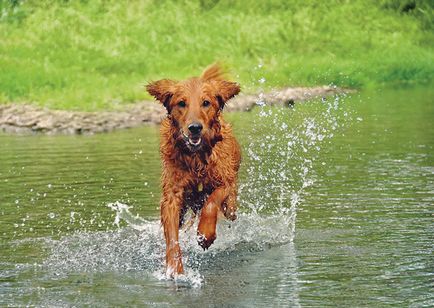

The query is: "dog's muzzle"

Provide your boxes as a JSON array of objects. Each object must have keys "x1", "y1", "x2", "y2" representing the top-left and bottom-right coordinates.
[{"x1": 181, "y1": 131, "x2": 202, "y2": 149}]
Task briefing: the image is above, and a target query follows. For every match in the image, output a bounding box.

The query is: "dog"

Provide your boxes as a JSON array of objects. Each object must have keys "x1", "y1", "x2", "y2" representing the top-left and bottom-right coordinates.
[{"x1": 146, "y1": 64, "x2": 241, "y2": 276}]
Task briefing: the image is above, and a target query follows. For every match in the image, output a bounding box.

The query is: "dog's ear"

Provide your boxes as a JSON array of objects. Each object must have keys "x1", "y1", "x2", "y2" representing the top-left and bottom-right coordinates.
[
  {"x1": 213, "y1": 80, "x2": 241, "y2": 110},
  {"x1": 146, "y1": 79, "x2": 176, "y2": 111}
]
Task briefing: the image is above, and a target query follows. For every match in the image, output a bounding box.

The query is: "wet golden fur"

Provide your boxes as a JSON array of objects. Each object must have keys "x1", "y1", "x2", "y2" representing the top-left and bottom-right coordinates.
[{"x1": 146, "y1": 64, "x2": 241, "y2": 276}]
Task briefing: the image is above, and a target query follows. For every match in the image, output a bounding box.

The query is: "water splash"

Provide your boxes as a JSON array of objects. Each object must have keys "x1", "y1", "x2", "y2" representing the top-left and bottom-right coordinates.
[
  {"x1": 41, "y1": 202, "x2": 299, "y2": 288},
  {"x1": 107, "y1": 201, "x2": 149, "y2": 230},
  {"x1": 240, "y1": 92, "x2": 349, "y2": 242}
]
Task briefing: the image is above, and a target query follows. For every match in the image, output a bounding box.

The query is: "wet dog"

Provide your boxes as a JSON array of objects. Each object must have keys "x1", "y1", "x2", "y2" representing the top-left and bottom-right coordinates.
[{"x1": 146, "y1": 64, "x2": 241, "y2": 276}]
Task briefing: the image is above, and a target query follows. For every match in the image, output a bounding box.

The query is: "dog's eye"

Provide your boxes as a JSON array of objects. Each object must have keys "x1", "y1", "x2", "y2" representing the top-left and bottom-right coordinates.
[
  {"x1": 202, "y1": 100, "x2": 210, "y2": 107},
  {"x1": 178, "y1": 101, "x2": 186, "y2": 108}
]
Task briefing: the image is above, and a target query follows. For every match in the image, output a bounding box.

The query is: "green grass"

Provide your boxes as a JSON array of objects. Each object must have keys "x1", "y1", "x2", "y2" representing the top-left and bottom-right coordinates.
[{"x1": 0, "y1": 0, "x2": 433, "y2": 111}]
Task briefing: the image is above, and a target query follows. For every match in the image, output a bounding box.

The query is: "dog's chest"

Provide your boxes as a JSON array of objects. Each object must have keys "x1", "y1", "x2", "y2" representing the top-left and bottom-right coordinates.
[
  {"x1": 181, "y1": 155, "x2": 209, "y2": 177},
  {"x1": 175, "y1": 151, "x2": 223, "y2": 187}
]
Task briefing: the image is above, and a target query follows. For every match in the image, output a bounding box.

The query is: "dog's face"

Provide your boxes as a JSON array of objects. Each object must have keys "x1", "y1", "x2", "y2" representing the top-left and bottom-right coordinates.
[{"x1": 147, "y1": 65, "x2": 240, "y2": 152}]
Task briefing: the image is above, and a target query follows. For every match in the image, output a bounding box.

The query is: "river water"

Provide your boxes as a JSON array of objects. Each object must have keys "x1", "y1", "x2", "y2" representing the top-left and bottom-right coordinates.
[{"x1": 1, "y1": 86, "x2": 433, "y2": 307}]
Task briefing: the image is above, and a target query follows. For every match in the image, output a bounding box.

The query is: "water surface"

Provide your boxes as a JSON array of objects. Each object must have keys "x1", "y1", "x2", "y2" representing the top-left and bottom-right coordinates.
[{"x1": 1, "y1": 86, "x2": 433, "y2": 307}]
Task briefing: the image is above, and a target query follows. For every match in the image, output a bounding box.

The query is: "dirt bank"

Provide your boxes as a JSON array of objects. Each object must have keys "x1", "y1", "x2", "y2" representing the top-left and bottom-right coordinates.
[{"x1": 0, "y1": 86, "x2": 349, "y2": 135}]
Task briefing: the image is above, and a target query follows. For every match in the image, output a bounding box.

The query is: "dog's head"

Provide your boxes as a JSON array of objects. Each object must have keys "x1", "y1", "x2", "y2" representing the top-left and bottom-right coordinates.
[{"x1": 146, "y1": 64, "x2": 240, "y2": 152}]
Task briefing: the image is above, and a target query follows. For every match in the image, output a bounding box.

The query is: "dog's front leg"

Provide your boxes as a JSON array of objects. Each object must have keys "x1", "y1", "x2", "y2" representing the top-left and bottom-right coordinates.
[
  {"x1": 197, "y1": 186, "x2": 228, "y2": 250},
  {"x1": 161, "y1": 188, "x2": 184, "y2": 276},
  {"x1": 222, "y1": 182, "x2": 238, "y2": 221}
]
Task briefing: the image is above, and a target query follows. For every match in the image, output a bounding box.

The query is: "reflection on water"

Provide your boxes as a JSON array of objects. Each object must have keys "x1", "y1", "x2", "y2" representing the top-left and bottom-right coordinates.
[{"x1": 1, "y1": 86, "x2": 433, "y2": 306}]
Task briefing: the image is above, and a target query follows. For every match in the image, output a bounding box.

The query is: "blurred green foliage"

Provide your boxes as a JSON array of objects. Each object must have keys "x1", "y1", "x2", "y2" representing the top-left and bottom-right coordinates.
[{"x1": 0, "y1": 0, "x2": 433, "y2": 110}]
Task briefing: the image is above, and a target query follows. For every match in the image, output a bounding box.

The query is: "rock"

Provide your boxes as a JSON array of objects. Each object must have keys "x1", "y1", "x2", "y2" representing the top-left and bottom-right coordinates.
[{"x1": 0, "y1": 86, "x2": 351, "y2": 135}]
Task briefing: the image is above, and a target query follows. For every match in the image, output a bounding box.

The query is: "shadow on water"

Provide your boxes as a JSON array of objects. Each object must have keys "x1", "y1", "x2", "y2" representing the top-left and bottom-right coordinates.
[{"x1": 1, "y1": 85, "x2": 433, "y2": 306}]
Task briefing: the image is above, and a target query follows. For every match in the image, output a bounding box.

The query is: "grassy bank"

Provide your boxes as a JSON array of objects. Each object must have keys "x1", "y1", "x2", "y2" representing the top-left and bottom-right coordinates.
[{"x1": 1, "y1": 0, "x2": 433, "y2": 111}]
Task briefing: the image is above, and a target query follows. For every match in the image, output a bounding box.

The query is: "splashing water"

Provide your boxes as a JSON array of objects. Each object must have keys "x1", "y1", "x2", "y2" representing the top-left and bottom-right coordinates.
[
  {"x1": 240, "y1": 88, "x2": 348, "y2": 242},
  {"x1": 42, "y1": 201, "x2": 302, "y2": 288},
  {"x1": 41, "y1": 86, "x2": 349, "y2": 287}
]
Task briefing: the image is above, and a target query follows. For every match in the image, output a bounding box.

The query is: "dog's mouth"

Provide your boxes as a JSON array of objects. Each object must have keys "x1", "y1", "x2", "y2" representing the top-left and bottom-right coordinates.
[
  {"x1": 182, "y1": 131, "x2": 202, "y2": 149},
  {"x1": 188, "y1": 137, "x2": 202, "y2": 146}
]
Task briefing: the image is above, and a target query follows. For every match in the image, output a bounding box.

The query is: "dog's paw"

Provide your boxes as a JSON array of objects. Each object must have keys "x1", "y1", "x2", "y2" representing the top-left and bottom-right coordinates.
[
  {"x1": 197, "y1": 232, "x2": 216, "y2": 250},
  {"x1": 166, "y1": 245, "x2": 184, "y2": 277},
  {"x1": 224, "y1": 210, "x2": 237, "y2": 221},
  {"x1": 166, "y1": 260, "x2": 184, "y2": 278},
  {"x1": 222, "y1": 204, "x2": 237, "y2": 221}
]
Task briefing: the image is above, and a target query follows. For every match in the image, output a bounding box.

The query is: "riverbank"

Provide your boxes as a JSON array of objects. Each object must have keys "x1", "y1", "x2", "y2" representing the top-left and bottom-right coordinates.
[{"x1": 0, "y1": 86, "x2": 348, "y2": 134}]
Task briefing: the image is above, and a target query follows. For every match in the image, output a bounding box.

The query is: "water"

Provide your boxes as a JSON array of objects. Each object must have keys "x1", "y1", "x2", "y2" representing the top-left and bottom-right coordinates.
[{"x1": 1, "y1": 86, "x2": 433, "y2": 307}]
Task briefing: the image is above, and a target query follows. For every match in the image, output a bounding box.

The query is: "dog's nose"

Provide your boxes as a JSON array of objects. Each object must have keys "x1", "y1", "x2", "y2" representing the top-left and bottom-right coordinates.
[{"x1": 188, "y1": 123, "x2": 203, "y2": 135}]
